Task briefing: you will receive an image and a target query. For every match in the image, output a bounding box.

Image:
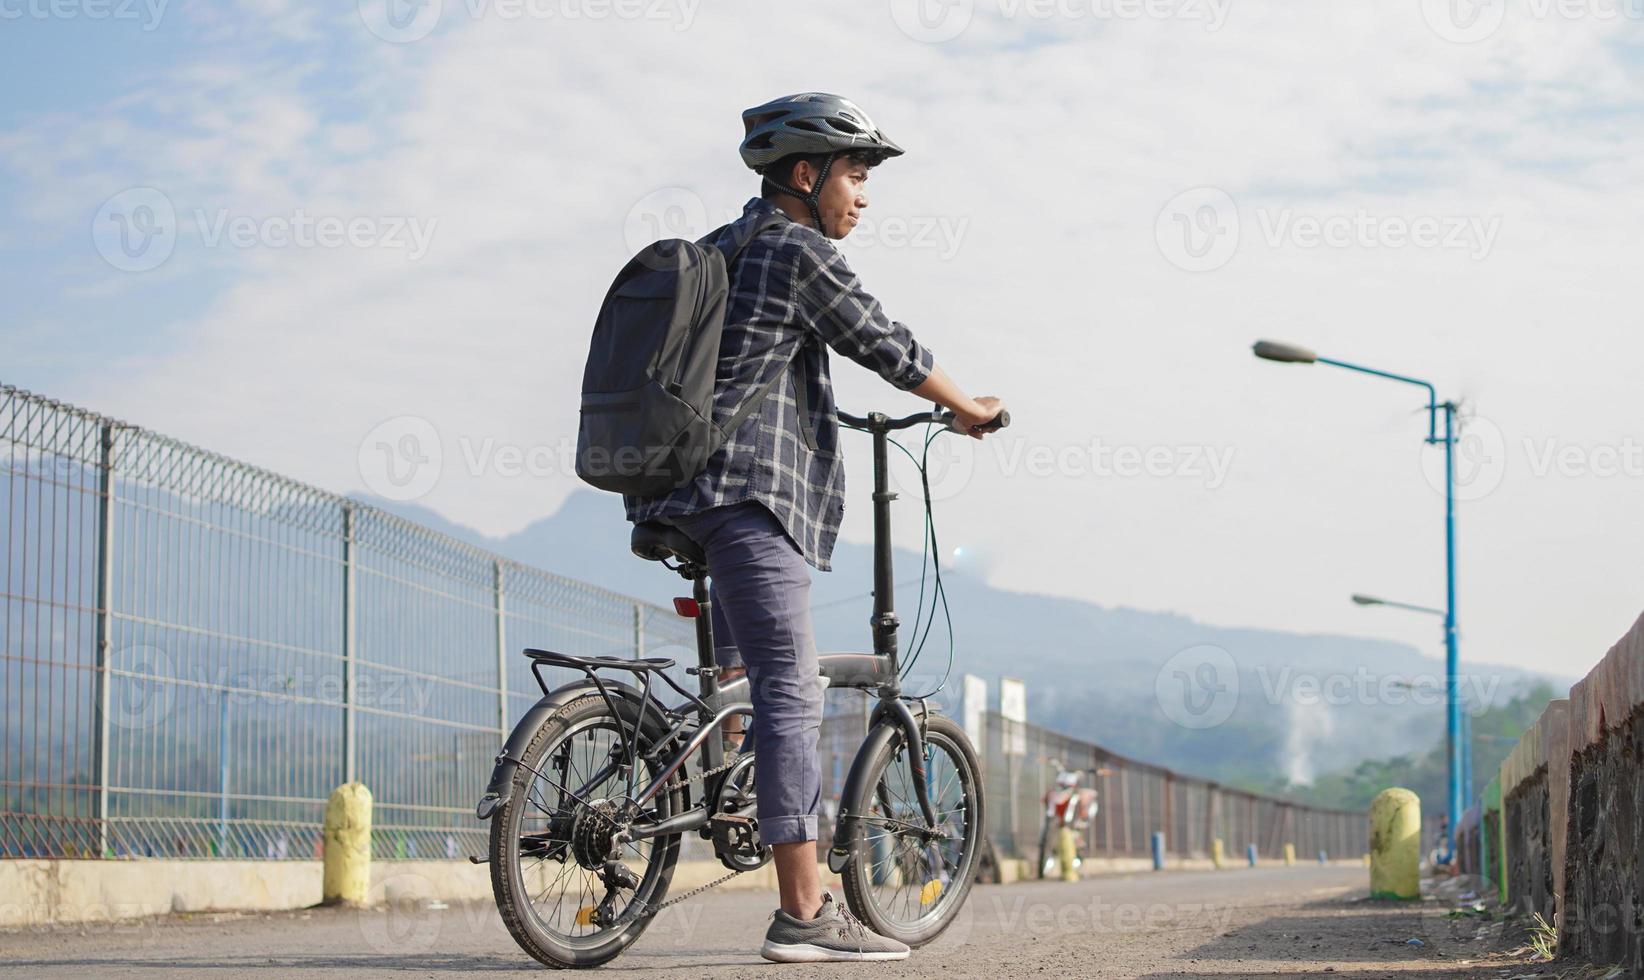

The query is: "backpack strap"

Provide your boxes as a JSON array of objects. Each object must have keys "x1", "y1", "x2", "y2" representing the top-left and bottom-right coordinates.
[
  {"x1": 720, "y1": 355, "x2": 794, "y2": 439},
  {"x1": 713, "y1": 210, "x2": 788, "y2": 266}
]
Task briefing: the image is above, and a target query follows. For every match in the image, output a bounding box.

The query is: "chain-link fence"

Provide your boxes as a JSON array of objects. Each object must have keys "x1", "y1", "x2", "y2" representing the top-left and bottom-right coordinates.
[
  {"x1": 1, "y1": 383, "x2": 700, "y2": 862},
  {"x1": 4, "y1": 381, "x2": 1364, "y2": 868}
]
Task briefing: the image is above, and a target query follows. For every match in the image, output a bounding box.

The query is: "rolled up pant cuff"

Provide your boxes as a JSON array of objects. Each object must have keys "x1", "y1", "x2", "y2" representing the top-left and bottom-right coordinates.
[{"x1": 761, "y1": 814, "x2": 818, "y2": 846}]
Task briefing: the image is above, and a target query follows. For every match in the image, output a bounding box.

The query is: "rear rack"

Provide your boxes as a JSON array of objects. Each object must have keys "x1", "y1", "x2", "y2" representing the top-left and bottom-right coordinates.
[
  {"x1": 523, "y1": 648, "x2": 675, "y2": 673},
  {"x1": 520, "y1": 647, "x2": 709, "y2": 756}
]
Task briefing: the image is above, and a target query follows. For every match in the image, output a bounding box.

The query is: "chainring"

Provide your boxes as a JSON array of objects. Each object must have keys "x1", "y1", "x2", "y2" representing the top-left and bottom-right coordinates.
[{"x1": 708, "y1": 754, "x2": 770, "y2": 872}]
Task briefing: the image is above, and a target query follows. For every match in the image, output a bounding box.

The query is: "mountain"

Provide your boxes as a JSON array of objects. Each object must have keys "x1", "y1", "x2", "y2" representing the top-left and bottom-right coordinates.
[{"x1": 358, "y1": 490, "x2": 1565, "y2": 793}]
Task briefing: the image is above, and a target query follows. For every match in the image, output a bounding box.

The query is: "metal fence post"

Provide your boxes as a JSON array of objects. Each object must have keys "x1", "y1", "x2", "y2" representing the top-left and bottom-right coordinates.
[
  {"x1": 1163, "y1": 773, "x2": 1175, "y2": 856},
  {"x1": 1206, "y1": 786, "x2": 1219, "y2": 859},
  {"x1": 341, "y1": 504, "x2": 357, "y2": 785},
  {"x1": 1119, "y1": 767, "x2": 1130, "y2": 853},
  {"x1": 495, "y1": 561, "x2": 508, "y2": 730},
  {"x1": 633, "y1": 603, "x2": 644, "y2": 659},
  {"x1": 93, "y1": 421, "x2": 116, "y2": 858}
]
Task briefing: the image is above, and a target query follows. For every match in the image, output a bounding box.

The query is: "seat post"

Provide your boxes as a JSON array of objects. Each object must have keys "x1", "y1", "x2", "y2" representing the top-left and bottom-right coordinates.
[{"x1": 691, "y1": 571, "x2": 718, "y2": 701}]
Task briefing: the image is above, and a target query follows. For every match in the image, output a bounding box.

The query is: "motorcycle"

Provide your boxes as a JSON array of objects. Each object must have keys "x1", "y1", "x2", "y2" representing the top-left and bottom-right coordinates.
[{"x1": 1037, "y1": 764, "x2": 1100, "y2": 881}]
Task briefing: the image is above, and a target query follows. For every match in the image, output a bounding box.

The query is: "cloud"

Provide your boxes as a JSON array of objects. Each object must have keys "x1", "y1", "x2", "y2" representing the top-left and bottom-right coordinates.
[{"x1": 4, "y1": 1, "x2": 1643, "y2": 675}]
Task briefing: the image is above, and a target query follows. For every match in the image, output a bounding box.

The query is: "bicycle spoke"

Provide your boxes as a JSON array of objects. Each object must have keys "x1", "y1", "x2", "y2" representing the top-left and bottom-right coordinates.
[{"x1": 503, "y1": 710, "x2": 679, "y2": 947}]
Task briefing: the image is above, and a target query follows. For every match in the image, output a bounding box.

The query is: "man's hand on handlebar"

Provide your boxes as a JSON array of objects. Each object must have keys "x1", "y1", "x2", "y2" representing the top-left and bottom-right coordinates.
[{"x1": 951, "y1": 396, "x2": 1007, "y2": 439}]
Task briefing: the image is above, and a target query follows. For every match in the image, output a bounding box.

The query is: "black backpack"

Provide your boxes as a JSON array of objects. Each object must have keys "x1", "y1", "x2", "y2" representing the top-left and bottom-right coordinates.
[{"x1": 575, "y1": 214, "x2": 788, "y2": 496}]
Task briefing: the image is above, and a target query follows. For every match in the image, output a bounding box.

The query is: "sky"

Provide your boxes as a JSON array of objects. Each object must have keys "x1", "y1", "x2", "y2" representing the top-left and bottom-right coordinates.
[{"x1": 2, "y1": 0, "x2": 1640, "y2": 680}]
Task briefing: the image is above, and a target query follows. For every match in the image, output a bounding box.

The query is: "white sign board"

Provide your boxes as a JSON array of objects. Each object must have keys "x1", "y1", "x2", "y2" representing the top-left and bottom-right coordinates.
[
  {"x1": 1000, "y1": 676, "x2": 1027, "y2": 757},
  {"x1": 962, "y1": 674, "x2": 987, "y2": 751}
]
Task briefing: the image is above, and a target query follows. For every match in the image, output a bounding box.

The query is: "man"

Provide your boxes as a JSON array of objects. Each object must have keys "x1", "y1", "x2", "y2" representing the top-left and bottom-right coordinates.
[{"x1": 625, "y1": 92, "x2": 1005, "y2": 963}]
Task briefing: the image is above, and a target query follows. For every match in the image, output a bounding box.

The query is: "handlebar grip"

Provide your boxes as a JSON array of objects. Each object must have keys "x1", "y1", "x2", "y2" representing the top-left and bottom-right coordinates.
[
  {"x1": 936, "y1": 409, "x2": 1011, "y2": 434},
  {"x1": 978, "y1": 409, "x2": 1010, "y2": 433}
]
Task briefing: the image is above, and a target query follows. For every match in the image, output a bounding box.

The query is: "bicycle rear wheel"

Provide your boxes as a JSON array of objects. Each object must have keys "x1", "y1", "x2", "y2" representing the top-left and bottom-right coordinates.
[
  {"x1": 489, "y1": 694, "x2": 683, "y2": 969},
  {"x1": 839, "y1": 713, "x2": 983, "y2": 947}
]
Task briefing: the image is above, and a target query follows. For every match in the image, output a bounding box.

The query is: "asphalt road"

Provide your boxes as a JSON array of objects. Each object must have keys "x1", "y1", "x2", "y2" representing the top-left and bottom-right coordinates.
[{"x1": 0, "y1": 866, "x2": 1550, "y2": 978}]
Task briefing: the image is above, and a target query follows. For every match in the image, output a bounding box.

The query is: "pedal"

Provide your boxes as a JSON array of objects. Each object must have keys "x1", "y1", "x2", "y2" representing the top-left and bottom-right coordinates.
[
  {"x1": 467, "y1": 854, "x2": 489, "y2": 865},
  {"x1": 710, "y1": 812, "x2": 754, "y2": 825}
]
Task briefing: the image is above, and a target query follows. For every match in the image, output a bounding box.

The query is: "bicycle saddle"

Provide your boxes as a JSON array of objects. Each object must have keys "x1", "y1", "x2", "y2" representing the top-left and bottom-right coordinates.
[{"x1": 630, "y1": 521, "x2": 706, "y2": 566}]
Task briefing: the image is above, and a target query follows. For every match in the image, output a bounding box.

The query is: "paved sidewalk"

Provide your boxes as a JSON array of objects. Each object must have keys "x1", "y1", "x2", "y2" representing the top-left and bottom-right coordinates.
[{"x1": 0, "y1": 866, "x2": 1570, "y2": 978}]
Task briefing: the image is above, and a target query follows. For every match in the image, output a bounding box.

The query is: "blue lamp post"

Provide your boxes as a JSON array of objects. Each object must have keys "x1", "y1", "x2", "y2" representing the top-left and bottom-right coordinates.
[{"x1": 1253, "y1": 340, "x2": 1462, "y2": 864}]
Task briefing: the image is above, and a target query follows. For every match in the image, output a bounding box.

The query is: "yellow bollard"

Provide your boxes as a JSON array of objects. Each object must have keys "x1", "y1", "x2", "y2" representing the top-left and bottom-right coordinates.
[
  {"x1": 1368, "y1": 787, "x2": 1421, "y2": 900},
  {"x1": 323, "y1": 782, "x2": 373, "y2": 907},
  {"x1": 1211, "y1": 837, "x2": 1225, "y2": 870},
  {"x1": 1057, "y1": 827, "x2": 1079, "y2": 882},
  {"x1": 1283, "y1": 842, "x2": 1296, "y2": 866}
]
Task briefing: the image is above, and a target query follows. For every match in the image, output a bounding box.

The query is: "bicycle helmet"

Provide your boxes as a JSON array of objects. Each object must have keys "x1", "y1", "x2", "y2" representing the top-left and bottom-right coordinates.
[{"x1": 739, "y1": 93, "x2": 904, "y2": 231}]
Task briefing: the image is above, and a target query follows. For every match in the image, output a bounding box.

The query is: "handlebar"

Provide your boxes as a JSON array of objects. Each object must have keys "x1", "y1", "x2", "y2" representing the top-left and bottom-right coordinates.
[{"x1": 839, "y1": 407, "x2": 1011, "y2": 435}]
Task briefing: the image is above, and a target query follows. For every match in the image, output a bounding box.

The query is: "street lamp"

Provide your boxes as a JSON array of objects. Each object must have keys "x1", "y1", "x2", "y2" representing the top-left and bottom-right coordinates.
[
  {"x1": 1350, "y1": 593, "x2": 1446, "y2": 617},
  {"x1": 1254, "y1": 339, "x2": 1462, "y2": 864}
]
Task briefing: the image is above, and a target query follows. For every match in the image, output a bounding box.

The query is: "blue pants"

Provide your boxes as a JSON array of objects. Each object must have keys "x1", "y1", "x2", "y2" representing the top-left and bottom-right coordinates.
[{"x1": 668, "y1": 501, "x2": 821, "y2": 846}]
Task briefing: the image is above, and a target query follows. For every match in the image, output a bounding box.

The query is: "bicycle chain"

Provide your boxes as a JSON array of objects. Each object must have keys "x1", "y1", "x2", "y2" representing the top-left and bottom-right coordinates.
[{"x1": 616, "y1": 750, "x2": 751, "y2": 918}]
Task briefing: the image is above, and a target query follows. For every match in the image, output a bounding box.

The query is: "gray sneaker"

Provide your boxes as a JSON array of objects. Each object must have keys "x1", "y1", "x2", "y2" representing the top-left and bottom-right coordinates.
[{"x1": 760, "y1": 894, "x2": 911, "y2": 963}]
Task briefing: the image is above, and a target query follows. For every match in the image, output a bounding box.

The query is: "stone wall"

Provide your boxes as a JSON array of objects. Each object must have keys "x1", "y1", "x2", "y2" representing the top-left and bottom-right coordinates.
[
  {"x1": 1503, "y1": 769, "x2": 1551, "y2": 920},
  {"x1": 1481, "y1": 775, "x2": 1503, "y2": 901},
  {"x1": 1559, "y1": 611, "x2": 1644, "y2": 969}
]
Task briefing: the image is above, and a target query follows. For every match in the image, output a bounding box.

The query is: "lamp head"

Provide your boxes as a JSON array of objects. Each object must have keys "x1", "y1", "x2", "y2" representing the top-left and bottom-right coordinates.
[{"x1": 1253, "y1": 340, "x2": 1318, "y2": 364}]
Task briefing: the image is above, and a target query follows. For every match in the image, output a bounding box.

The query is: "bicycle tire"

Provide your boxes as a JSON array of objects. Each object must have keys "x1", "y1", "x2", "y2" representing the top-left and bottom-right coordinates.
[
  {"x1": 489, "y1": 694, "x2": 684, "y2": 969},
  {"x1": 838, "y1": 713, "x2": 984, "y2": 947}
]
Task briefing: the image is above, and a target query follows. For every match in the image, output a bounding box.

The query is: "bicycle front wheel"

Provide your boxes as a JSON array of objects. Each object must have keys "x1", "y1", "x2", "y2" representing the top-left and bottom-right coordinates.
[{"x1": 839, "y1": 713, "x2": 984, "y2": 947}]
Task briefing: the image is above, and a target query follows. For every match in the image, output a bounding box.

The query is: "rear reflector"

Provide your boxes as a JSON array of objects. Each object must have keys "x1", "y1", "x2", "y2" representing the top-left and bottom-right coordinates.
[{"x1": 673, "y1": 598, "x2": 700, "y2": 618}]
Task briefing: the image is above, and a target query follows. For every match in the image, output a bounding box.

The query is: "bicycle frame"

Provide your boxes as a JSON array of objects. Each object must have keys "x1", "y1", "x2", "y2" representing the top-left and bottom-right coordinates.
[{"x1": 476, "y1": 409, "x2": 965, "y2": 862}]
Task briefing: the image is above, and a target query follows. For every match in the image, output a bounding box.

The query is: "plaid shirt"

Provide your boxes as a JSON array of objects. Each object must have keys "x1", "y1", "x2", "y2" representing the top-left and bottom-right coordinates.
[{"x1": 624, "y1": 198, "x2": 935, "y2": 571}]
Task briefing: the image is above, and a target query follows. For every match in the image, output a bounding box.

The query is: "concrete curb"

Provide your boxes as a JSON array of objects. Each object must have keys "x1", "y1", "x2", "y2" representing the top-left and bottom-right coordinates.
[{"x1": 0, "y1": 854, "x2": 1369, "y2": 927}]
